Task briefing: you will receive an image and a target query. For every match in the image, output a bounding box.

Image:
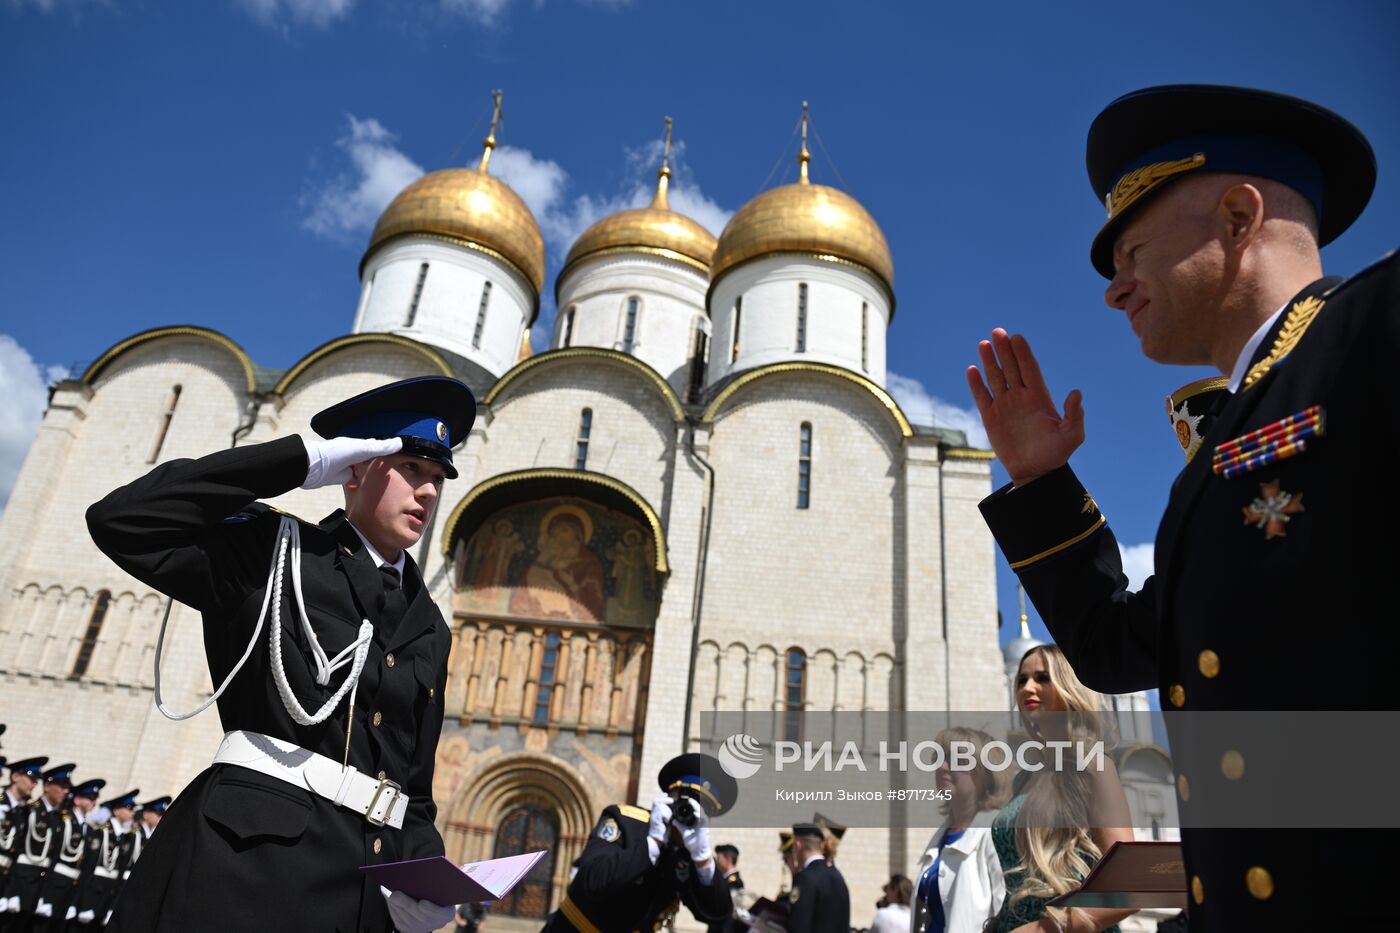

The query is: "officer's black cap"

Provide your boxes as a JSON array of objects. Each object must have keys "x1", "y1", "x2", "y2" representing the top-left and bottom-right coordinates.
[
  {"x1": 658, "y1": 752, "x2": 738, "y2": 817},
  {"x1": 1087, "y1": 84, "x2": 1376, "y2": 278},
  {"x1": 6, "y1": 756, "x2": 47, "y2": 778},
  {"x1": 72, "y1": 778, "x2": 106, "y2": 800},
  {"x1": 813, "y1": 811, "x2": 847, "y2": 840},
  {"x1": 138, "y1": 796, "x2": 172, "y2": 815},
  {"x1": 42, "y1": 763, "x2": 76, "y2": 787},
  {"x1": 792, "y1": 822, "x2": 825, "y2": 841},
  {"x1": 310, "y1": 376, "x2": 476, "y2": 480},
  {"x1": 101, "y1": 788, "x2": 140, "y2": 810}
]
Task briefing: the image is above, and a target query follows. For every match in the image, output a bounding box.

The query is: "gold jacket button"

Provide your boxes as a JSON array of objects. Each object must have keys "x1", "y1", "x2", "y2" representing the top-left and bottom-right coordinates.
[
  {"x1": 1191, "y1": 875, "x2": 1204, "y2": 905},
  {"x1": 1246, "y1": 866, "x2": 1274, "y2": 900},
  {"x1": 372, "y1": 711, "x2": 383, "y2": 727},
  {"x1": 1168, "y1": 684, "x2": 1185, "y2": 708},
  {"x1": 386, "y1": 653, "x2": 395, "y2": 668},
  {"x1": 1199, "y1": 649, "x2": 1221, "y2": 678},
  {"x1": 1221, "y1": 750, "x2": 1245, "y2": 780},
  {"x1": 377, "y1": 771, "x2": 387, "y2": 781},
  {"x1": 428, "y1": 687, "x2": 435, "y2": 700},
  {"x1": 373, "y1": 838, "x2": 382, "y2": 855},
  {"x1": 1177, "y1": 774, "x2": 1190, "y2": 801}
]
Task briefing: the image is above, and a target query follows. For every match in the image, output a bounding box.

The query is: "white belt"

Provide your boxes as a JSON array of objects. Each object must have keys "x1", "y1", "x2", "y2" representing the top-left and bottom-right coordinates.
[
  {"x1": 212, "y1": 730, "x2": 408, "y2": 830},
  {"x1": 52, "y1": 863, "x2": 81, "y2": 880},
  {"x1": 94, "y1": 866, "x2": 119, "y2": 880},
  {"x1": 17, "y1": 853, "x2": 48, "y2": 868}
]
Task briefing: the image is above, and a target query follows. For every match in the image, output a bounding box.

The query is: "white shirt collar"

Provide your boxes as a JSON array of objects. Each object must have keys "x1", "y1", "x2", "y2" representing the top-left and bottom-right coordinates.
[
  {"x1": 803, "y1": 853, "x2": 826, "y2": 869},
  {"x1": 347, "y1": 521, "x2": 405, "y2": 575},
  {"x1": 1227, "y1": 300, "x2": 1288, "y2": 393}
]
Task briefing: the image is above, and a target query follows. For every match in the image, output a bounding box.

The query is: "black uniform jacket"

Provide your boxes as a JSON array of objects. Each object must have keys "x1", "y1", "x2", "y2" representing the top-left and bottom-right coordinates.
[
  {"x1": 784, "y1": 858, "x2": 849, "y2": 933},
  {"x1": 979, "y1": 252, "x2": 1400, "y2": 930},
  {"x1": 543, "y1": 803, "x2": 732, "y2": 933},
  {"x1": 86, "y1": 435, "x2": 451, "y2": 932}
]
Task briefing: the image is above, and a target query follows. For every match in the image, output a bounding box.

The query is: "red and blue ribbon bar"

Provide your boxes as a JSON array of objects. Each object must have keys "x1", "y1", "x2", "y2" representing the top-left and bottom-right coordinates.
[{"x1": 1213, "y1": 405, "x2": 1324, "y2": 478}]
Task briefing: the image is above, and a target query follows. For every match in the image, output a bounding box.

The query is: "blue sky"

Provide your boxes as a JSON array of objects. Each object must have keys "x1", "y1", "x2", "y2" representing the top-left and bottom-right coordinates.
[{"x1": 2, "y1": 0, "x2": 1397, "y2": 658}]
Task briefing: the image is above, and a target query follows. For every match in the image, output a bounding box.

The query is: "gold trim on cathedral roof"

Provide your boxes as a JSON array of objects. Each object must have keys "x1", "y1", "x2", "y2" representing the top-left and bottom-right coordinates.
[{"x1": 710, "y1": 103, "x2": 894, "y2": 295}]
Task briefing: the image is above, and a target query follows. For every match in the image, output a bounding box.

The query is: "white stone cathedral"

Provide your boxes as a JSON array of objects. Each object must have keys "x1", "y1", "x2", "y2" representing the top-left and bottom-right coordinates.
[{"x1": 0, "y1": 108, "x2": 1017, "y2": 925}]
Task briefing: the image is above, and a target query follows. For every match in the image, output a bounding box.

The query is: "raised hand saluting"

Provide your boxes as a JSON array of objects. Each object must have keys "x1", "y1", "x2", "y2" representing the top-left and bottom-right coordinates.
[{"x1": 966, "y1": 328, "x2": 1085, "y2": 487}]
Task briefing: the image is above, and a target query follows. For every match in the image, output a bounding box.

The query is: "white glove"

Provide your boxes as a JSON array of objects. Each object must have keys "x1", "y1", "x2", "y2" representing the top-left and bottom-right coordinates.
[
  {"x1": 382, "y1": 886, "x2": 455, "y2": 933},
  {"x1": 104, "y1": 909, "x2": 113, "y2": 925},
  {"x1": 78, "y1": 908, "x2": 96, "y2": 923},
  {"x1": 35, "y1": 898, "x2": 52, "y2": 918},
  {"x1": 647, "y1": 793, "x2": 674, "y2": 846},
  {"x1": 301, "y1": 435, "x2": 404, "y2": 489},
  {"x1": 678, "y1": 801, "x2": 712, "y2": 864},
  {"x1": 66, "y1": 905, "x2": 77, "y2": 920}
]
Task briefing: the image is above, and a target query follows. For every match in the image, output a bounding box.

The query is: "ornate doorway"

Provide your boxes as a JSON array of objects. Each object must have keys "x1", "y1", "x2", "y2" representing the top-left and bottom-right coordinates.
[{"x1": 491, "y1": 803, "x2": 558, "y2": 918}]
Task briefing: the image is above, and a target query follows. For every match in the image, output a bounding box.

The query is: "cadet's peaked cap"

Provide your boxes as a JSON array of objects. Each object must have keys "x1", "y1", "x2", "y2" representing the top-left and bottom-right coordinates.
[
  {"x1": 72, "y1": 778, "x2": 106, "y2": 800},
  {"x1": 792, "y1": 822, "x2": 825, "y2": 841},
  {"x1": 813, "y1": 811, "x2": 848, "y2": 840},
  {"x1": 7, "y1": 757, "x2": 47, "y2": 778},
  {"x1": 1087, "y1": 84, "x2": 1376, "y2": 278},
  {"x1": 310, "y1": 376, "x2": 476, "y2": 480},
  {"x1": 138, "y1": 796, "x2": 172, "y2": 815},
  {"x1": 43, "y1": 763, "x2": 76, "y2": 787},
  {"x1": 101, "y1": 788, "x2": 140, "y2": 810},
  {"x1": 658, "y1": 752, "x2": 739, "y2": 817}
]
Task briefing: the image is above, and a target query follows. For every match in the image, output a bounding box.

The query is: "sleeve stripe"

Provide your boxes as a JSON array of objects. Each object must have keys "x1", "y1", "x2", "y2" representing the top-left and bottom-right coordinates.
[{"x1": 1008, "y1": 514, "x2": 1106, "y2": 570}]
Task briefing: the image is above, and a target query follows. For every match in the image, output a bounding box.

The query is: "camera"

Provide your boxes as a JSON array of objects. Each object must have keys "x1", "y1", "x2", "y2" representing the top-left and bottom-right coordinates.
[{"x1": 670, "y1": 793, "x2": 699, "y2": 827}]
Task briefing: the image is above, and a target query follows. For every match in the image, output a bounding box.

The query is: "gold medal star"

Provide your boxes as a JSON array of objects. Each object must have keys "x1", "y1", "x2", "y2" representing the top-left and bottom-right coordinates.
[{"x1": 1242, "y1": 480, "x2": 1304, "y2": 539}]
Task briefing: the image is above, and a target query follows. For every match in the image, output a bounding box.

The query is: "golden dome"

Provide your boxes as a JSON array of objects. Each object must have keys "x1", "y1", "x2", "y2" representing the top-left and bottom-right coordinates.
[
  {"x1": 560, "y1": 118, "x2": 717, "y2": 286},
  {"x1": 363, "y1": 167, "x2": 546, "y2": 296},
  {"x1": 711, "y1": 103, "x2": 893, "y2": 296}
]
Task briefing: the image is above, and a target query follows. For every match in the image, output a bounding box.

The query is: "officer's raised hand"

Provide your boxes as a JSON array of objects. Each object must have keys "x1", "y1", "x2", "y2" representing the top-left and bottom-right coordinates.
[
  {"x1": 647, "y1": 793, "x2": 674, "y2": 853},
  {"x1": 966, "y1": 328, "x2": 1085, "y2": 487},
  {"x1": 301, "y1": 435, "x2": 405, "y2": 489},
  {"x1": 677, "y1": 798, "x2": 713, "y2": 868}
]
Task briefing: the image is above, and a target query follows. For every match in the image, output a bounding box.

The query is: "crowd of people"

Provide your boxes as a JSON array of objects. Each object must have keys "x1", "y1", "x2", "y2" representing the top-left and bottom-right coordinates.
[{"x1": 0, "y1": 742, "x2": 169, "y2": 932}]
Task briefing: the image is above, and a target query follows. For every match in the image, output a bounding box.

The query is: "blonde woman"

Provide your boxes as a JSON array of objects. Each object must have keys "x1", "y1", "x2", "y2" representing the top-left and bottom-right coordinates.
[
  {"x1": 992, "y1": 645, "x2": 1135, "y2": 933},
  {"x1": 911, "y1": 727, "x2": 1010, "y2": 933}
]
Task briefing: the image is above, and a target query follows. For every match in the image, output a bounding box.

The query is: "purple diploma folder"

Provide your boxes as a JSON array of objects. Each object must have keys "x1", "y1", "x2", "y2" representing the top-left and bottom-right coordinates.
[{"x1": 361, "y1": 850, "x2": 546, "y2": 905}]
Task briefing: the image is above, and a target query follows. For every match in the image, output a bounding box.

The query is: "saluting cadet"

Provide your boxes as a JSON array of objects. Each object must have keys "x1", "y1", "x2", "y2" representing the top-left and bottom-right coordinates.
[
  {"x1": 69, "y1": 789, "x2": 136, "y2": 930},
  {"x1": 35, "y1": 778, "x2": 102, "y2": 932},
  {"x1": 3, "y1": 765, "x2": 75, "y2": 931},
  {"x1": 86, "y1": 376, "x2": 476, "y2": 933},
  {"x1": 784, "y1": 823, "x2": 849, "y2": 933},
  {"x1": 543, "y1": 753, "x2": 738, "y2": 933},
  {"x1": 968, "y1": 84, "x2": 1393, "y2": 930}
]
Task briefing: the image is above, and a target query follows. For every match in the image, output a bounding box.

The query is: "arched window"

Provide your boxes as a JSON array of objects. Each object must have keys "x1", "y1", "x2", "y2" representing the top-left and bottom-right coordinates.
[
  {"x1": 533, "y1": 631, "x2": 562, "y2": 724},
  {"x1": 574, "y1": 409, "x2": 592, "y2": 470},
  {"x1": 405, "y1": 262, "x2": 429, "y2": 326},
  {"x1": 797, "y1": 422, "x2": 813, "y2": 509},
  {"x1": 492, "y1": 804, "x2": 559, "y2": 918},
  {"x1": 796, "y1": 283, "x2": 808, "y2": 352},
  {"x1": 562, "y1": 306, "x2": 577, "y2": 348},
  {"x1": 783, "y1": 647, "x2": 806, "y2": 742},
  {"x1": 148, "y1": 384, "x2": 182, "y2": 464},
  {"x1": 730, "y1": 297, "x2": 742, "y2": 363},
  {"x1": 70, "y1": 590, "x2": 110, "y2": 679},
  {"x1": 622, "y1": 297, "x2": 640, "y2": 353},
  {"x1": 687, "y1": 321, "x2": 708, "y2": 403},
  {"x1": 861, "y1": 301, "x2": 869, "y2": 370},
  {"x1": 472, "y1": 280, "x2": 493, "y2": 349}
]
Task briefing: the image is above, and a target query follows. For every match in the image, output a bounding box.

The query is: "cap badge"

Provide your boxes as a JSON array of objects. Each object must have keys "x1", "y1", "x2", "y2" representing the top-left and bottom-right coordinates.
[{"x1": 436, "y1": 421, "x2": 447, "y2": 442}]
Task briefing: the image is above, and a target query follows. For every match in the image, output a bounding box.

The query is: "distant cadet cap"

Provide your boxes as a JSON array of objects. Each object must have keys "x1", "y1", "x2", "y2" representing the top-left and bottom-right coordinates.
[
  {"x1": 72, "y1": 778, "x2": 107, "y2": 800},
  {"x1": 101, "y1": 788, "x2": 140, "y2": 810},
  {"x1": 310, "y1": 376, "x2": 476, "y2": 480},
  {"x1": 43, "y1": 763, "x2": 77, "y2": 787},
  {"x1": 813, "y1": 812, "x2": 847, "y2": 841},
  {"x1": 778, "y1": 831, "x2": 794, "y2": 852},
  {"x1": 791, "y1": 822, "x2": 825, "y2": 841},
  {"x1": 7, "y1": 756, "x2": 48, "y2": 778},
  {"x1": 138, "y1": 796, "x2": 172, "y2": 815},
  {"x1": 1087, "y1": 84, "x2": 1376, "y2": 278},
  {"x1": 658, "y1": 752, "x2": 739, "y2": 817}
]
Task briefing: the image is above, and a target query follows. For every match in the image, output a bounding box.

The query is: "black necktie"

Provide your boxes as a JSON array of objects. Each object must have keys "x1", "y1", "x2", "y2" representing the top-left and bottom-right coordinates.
[{"x1": 378, "y1": 565, "x2": 406, "y2": 640}]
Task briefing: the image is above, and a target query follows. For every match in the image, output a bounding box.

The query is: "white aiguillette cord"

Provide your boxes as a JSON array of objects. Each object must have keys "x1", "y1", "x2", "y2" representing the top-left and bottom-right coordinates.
[{"x1": 153, "y1": 516, "x2": 374, "y2": 743}]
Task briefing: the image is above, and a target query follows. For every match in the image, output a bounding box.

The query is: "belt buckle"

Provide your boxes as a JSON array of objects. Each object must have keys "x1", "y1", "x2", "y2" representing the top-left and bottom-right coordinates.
[{"x1": 365, "y1": 777, "x2": 402, "y2": 827}]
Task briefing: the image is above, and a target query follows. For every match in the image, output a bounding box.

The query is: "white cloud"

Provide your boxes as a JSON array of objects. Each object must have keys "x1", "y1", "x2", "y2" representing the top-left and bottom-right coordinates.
[
  {"x1": 439, "y1": 0, "x2": 512, "y2": 27},
  {"x1": 886, "y1": 371, "x2": 990, "y2": 449},
  {"x1": 236, "y1": 0, "x2": 353, "y2": 28},
  {"x1": 303, "y1": 115, "x2": 424, "y2": 241},
  {"x1": 1118, "y1": 542, "x2": 1154, "y2": 590},
  {"x1": 0, "y1": 336, "x2": 66, "y2": 514}
]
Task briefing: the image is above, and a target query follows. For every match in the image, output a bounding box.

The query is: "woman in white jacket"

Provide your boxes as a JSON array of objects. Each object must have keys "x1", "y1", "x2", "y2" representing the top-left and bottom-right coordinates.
[{"x1": 911, "y1": 727, "x2": 1010, "y2": 933}]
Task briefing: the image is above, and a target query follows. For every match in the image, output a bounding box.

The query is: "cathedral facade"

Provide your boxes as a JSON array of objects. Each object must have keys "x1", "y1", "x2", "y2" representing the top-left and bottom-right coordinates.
[{"x1": 0, "y1": 119, "x2": 1007, "y2": 922}]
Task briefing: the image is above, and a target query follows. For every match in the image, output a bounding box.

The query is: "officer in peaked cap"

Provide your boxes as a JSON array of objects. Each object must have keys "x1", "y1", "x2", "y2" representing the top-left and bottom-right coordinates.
[
  {"x1": 70, "y1": 789, "x2": 137, "y2": 929},
  {"x1": 3, "y1": 764, "x2": 74, "y2": 927},
  {"x1": 35, "y1": 778, "x2": 102, "y2": 930},
  {"x1": 1, "y1": 757, "x2": 47, "y2": 899},
  {"x1": 785, "y1": 822, "x2": 849, "y2": 933},
  {"x1": 544, "y1": 752, "x2": 738, "y2": 933},
  {"x1": 970, "y1": 84, "x2": 1392, "y2": 931},
  {"x1": 86, "y1": 376, "x2": 477, "y2": 933}
]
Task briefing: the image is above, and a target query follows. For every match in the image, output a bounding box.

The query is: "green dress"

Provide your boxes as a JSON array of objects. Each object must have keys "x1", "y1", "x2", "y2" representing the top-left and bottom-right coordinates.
[{"x1": 990, "y1": 794, "x2": 1120, "y2": 933}]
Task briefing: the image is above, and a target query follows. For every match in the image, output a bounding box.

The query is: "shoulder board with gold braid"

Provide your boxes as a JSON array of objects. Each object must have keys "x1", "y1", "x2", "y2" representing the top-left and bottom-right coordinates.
[{"x1": 617, "y1": 804, "x2": 650, "y2": 823}]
